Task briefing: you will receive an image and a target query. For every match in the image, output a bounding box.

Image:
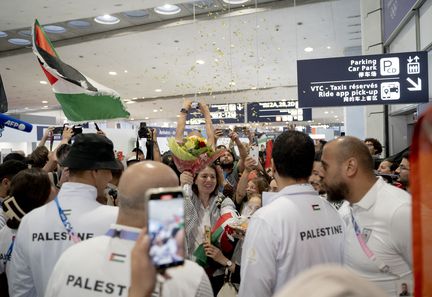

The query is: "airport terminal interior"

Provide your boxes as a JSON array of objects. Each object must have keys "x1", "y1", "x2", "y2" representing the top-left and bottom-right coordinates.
[{"x1": 0, "y1": 0, "x2": 431, "y2": 297}]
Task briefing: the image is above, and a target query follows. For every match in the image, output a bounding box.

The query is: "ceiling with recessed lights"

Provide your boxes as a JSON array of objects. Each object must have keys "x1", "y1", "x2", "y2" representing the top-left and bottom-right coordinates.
[{"x1": 0, "y1": 0, "x2": 360, "y2": 125}]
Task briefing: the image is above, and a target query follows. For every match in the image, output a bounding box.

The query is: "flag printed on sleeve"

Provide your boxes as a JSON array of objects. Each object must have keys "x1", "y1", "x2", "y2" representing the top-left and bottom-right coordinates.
[{"x1": 32, "y1": 19, "x2": 130, "y2": 121}]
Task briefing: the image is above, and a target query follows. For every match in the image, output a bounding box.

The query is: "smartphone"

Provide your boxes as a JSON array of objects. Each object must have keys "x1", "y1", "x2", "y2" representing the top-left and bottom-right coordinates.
[
  {"x1": 146, "y1": 187, "x2": 185, "y2": 269},
  {"x1": 222, "y1": 128, "x2": 231, "y2": 137},
  {"x1": 250, "y1": 145, "x2": 260, "y2": 163},
  {"x1": 234, "y1": 126, "x2": 246, "y2": 133},
  {"x1": 191, "y1": 102, "x2": 200, "y2": 109},
  {"x1": 94, "y1": 122, "x2": 101, "y2": 131}
]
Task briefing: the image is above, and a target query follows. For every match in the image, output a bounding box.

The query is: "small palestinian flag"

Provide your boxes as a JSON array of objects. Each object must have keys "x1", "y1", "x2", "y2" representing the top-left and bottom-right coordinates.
[
  {"x1": 32, "y1": 19, "x2": 130, "y2": 122},
  {"x1": 109, "y1": 253, "x2": 126, "y2": 263},
  {"x1": 193, "y1": 211, "x2": 236, "y2": 267},
  {"x1": 312, "y1": 204, "x2": 320, "y2": 211}
]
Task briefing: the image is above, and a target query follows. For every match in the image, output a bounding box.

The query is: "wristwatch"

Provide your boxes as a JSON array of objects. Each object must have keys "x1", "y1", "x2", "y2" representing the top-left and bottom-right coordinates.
[
  {"x1": 180, "y1": 108, "x2": 188, "y2": 114},
  {"x1": 225, "y1": 260, "x2": 233, "y2": 267}
]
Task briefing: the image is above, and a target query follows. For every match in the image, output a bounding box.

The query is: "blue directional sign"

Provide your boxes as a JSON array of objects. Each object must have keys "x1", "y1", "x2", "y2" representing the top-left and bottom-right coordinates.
[
  {"x1": 247, "y1": 101, "x2": 312, "y2": 122},
  {"x1": 297, "y1": 51, "x2": 429, "y2": 108},
  {"x1": 187, "y1": 103, "x2": 245, "y2": 125}
]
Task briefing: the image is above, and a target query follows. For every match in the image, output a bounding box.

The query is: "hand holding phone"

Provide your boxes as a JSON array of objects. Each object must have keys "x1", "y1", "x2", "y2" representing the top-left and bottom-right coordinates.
[
  {"x1": 249, "y1": 145, "x2": 260, "y2": 164},
  {"x1": 146, "y1": 187, "x2": 185, "y2": 270}
]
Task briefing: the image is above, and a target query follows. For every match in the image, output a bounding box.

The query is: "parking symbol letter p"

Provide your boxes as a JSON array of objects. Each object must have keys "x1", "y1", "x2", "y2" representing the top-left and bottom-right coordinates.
[{"x1": 380, "y1": 57, "x2": 400, "y2": 76}]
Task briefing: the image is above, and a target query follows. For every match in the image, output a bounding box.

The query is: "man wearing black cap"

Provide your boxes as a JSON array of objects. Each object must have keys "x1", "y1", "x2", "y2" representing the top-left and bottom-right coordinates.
[{"x1": 8, "y1": 134, "x2": 120, "y2": 297}]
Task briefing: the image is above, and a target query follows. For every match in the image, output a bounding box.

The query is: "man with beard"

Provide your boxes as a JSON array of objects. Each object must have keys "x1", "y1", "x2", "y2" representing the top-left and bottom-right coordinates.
[
  {"x1": 239, "y1": 131, "x2": 344, "y2": 297},
  {"x1": 320, "y1": 136, "x2": 412, "y2": 297},
  {"x1": 218, "y1": 131, "x2": 247, "y2": 196},
  {"x1": 395, "y1": 151, "x2": 410, "y2": 193}
]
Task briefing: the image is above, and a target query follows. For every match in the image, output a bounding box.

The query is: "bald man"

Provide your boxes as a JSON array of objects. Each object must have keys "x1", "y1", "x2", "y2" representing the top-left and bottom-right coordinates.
[
  {"x1": 320, "y1": 136, "x2": 412, "y2": 297},
  {"x1": 45, "y1": 161, "x2": 213, "y2": 297}
]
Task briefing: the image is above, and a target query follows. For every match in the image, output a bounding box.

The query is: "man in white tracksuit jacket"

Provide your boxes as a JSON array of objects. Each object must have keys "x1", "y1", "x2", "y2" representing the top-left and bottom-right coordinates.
[{"x1": 8, "y1": 133, "x2": 120, "y2": 297}]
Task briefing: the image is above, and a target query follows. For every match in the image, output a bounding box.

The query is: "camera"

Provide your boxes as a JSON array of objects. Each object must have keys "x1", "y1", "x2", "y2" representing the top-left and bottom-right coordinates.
[
  {"x1": 138, "y1": 122, "x2": 152, "y2": 139},
  {"x1": 52, "y1": 125, "x2": 83, "y2": 136}
]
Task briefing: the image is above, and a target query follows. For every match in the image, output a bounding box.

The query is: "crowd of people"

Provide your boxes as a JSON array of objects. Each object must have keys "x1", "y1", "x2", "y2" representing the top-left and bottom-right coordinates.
[{"x1": 0, "y1": 101, "x2": 413, "y2": 297}]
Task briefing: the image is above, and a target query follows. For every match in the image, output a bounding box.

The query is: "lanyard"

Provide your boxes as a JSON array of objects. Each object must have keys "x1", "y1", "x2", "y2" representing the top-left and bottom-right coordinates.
[
  {"x1": 54, "y1": 197, "x2": 81, "y2": 244},
  {"x1": 3, "y1": 235, "x2": 15, "y2": 266},
  {"x1": 350, "y1": 208, "x2": 396, "y2": 276},
  {"x1": 105, "y1": 229, "x2": 140, "y2": 241}
]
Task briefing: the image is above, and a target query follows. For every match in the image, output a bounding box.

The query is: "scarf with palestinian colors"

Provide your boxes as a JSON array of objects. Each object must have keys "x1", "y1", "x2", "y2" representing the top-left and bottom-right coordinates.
[{"x1": 32, "y1": 19, "x2": 129, "y2": 121}]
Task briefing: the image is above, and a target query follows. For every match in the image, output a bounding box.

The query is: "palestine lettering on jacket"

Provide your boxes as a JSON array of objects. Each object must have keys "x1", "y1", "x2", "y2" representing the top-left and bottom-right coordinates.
[
  {"x1": 299, "y1": 225, "x2": 343, "y2": 241},
  {"x1": 32, "y1": 232, "x2": 94, "y2": 241}
]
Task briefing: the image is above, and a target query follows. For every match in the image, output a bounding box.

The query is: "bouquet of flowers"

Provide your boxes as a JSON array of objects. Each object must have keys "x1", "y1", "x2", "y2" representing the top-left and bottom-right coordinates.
[{"x1": 167, "y1": 136, "x2": 225, "y2": 176}]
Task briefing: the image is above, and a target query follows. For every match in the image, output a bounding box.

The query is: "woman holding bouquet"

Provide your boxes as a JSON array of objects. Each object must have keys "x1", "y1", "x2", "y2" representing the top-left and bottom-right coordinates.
[{"x1": 180, "y1": 164, "x2": 239, "y2": 295}]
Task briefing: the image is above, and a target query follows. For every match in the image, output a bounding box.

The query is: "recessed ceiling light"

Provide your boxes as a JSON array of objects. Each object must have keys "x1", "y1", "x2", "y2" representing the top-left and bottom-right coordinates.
[
  {"x1": 154, "y1": 4, "x2": 181, "y2": 15},
  {"x1": 68, "y1": 20, "x2": 91, "y2": 29},
  {"x1": 40, "y1": 81, "x2": 48, "y2": 85},
  {"x1": 18, "y1": 30, "x2": 32, "y2": 37},
  {"x1": 251, "y1": 86, "x2": 257, "y2": 90},
  {"x1": 196, "y1": 59, "x2": 205, "y2": 65},
  {"x1": 334, "y1": 115, "x2": 338, "y2": 118},
  {"x1": 43, "y1": 25, "x2": 66, "y2": 34},
  {"x1": 0, "y1": 31, "x2": 7, "y2": 38},
  {"x1": 132, "y1": 97, "x2": 137, "y2": 100},
  {"x1": 108, "y1": 71, "x2": 117, "y2": 75},
  {"x1": 326, "y1": 46, "x2": 331, "y2": 49},
  {"x1": 124, "y1": 70, "x2": 128, "y2": 73},
  {"x1": 8, "y1": 38, "x2": 31, "y2": 46},
  {"x1": 126, "y1": 101, "x2": 136, "y2": 104},
  {"x1": 223, "y1": 0, "x2": 249, "y2": 4},
  {"x1": 145, "y1": 117, "x2": 149, "y2": 120},
  {"x1": 124, "y1": 10, "x2": 149, "y2": 18},
  {"x1": 304, "y1": 47, "x2": 314, "y2": 52},
  {"x1": 324, "y1": 111, "x2": 329, "y2": 114},
  {"x1": 229, "y1": 81, "x2": 236, "y2": 86},
  {"x1": 41, "y1": 100, "x2": 48, "y2": 103},
  {"x1": 153, "y1": 109, "x2": 158, "y2": 112},
  {"x1": 176, "y1": 114, "x2": 180, "y2": 118},
  {"x1": 24, "y1": 107, "x2": 29, "y2": 110},
  {"x1": 42, "y1": 105, "x2": 48, "y2": 108},
  {"x1": 155, "y1": 89, "x2": 162, "y2": 92},
  {"x1": 130, "y1": 118, "x2": 135, "y2": 120},
  {"x1": 94, "y1": 15, "x2": 120, "y2": 25}
]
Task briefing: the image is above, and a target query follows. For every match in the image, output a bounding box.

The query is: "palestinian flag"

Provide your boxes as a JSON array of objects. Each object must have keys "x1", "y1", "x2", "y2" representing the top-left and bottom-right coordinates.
[
  {"x1": 32, "y1": 19, "x2": 129, "y2": 122},
  {"x1": 193, "y1": 212, "x2": 236, "y2": 267}
]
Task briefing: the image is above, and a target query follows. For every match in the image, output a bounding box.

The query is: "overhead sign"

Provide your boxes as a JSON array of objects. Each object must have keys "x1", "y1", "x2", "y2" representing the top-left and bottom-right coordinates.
[
  {"x1": 247, "y1": 101, "x2": 312, "y2": 122},
  {"x1": 297, "y1": 51, "x2": 429, "y2": 108},
  {"x1": 187, "y1": 103, "x2": 245, "y2": 125},
  {"x1": 383, "y1": 0, "x2": 418, "y2": 43}
]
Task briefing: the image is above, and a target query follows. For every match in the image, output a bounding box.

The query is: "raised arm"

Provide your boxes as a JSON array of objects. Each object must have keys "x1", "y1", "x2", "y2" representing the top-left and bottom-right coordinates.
[
  {"x1": 38, "y1": 127, "x2": 54, "y2": 147},
  {"x1": 151, "y1": 128, "x2": 161, "y2": 162},
  {"x1": 175, "y1": 99, "x2": 193, "y2": 143},
  {"x1": 235, "y1": 156, "x2": 257, "y2": 205},
  {"x1": 198, "y1": 102, "x2": 215, "y2": 149},
  {"x1": 229, "y1": 131, "x2": 247, "y2": 172}
]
